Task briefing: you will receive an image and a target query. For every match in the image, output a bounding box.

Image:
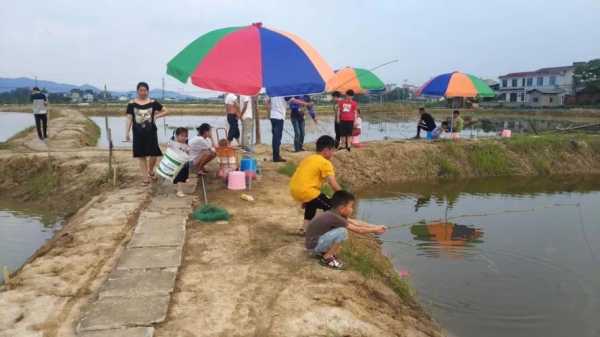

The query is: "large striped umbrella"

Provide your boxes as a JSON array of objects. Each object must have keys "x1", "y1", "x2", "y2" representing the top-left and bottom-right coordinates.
[
  {"x1": 417, "y1": 71, "x2": 495, "y2": 98},
  {"x1": 327, "y1": 67, "x2": 385, "y2": 94},
  {"x1": 166, "y1": 23, "x2": 334, "y2": 97}
]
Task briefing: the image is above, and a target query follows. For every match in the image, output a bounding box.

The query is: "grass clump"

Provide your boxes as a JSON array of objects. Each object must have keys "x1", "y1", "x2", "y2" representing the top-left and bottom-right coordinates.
[
  {"x1": 467, "y1": 142, "x2": 514, "y2": 176},
  {"x1": 437, "y1": 157, "x2": 460, "y2": 178},
  {"x1": 340, "y1": 235, "x2": 411, "y2": 301},
  {"x1": 277, "y1": 162, "x2": 297, "y2": 177},
  {"x1": 83, "y1": 118, "x2": 101, "y2": 146},
  {"x1": 23, "y1": 164, "x2": 60, "y2": 197}
]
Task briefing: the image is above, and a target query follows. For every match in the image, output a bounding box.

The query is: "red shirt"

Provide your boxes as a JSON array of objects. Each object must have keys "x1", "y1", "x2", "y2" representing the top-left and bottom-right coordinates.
[{"x1": 338, "y1": 99, "x2": 358, "y2": 122}]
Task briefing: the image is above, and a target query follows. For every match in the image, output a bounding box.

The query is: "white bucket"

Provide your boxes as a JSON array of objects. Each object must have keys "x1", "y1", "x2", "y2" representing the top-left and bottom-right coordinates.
[{"x1": 156, "y1": 148, "x2": 190, "y2": 182}]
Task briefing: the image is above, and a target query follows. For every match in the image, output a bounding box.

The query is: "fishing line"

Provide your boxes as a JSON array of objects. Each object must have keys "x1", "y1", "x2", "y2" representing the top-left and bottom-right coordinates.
[
  {"x1": 577, "y1": 203, "x2": 599, "y2": 263},
  {"x1": 328, "y1": 59, "x2": 399, "y2": 93}
]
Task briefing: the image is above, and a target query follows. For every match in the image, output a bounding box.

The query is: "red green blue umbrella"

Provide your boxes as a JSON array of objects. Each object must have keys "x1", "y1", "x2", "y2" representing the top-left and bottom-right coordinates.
[
  {"x1": 417, "y1": 71, "x2": 495, "y2": 98},
  {"x1": 327, "y1": 67, "x2": 385, "y2": 94},
  {"x1": 167, "y1": 23, "x2": 334, "y2": 97}
]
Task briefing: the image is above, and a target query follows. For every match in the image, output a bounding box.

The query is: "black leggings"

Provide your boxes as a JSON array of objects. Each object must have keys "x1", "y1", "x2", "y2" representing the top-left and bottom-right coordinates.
[
  {"x1": 304, "y1": 193, "x2": 332, "y2": 220},
  {"x1": 34, "y1": 114, "x2": 48, "y2": 139},
  {"x1": 227, "y1": 114, "x2": 240, "y2": 142}
]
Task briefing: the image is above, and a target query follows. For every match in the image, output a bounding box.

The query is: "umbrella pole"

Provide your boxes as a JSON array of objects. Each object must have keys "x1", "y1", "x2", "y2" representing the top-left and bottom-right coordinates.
[{"x1": 254, "y1": 96, "x2": 261, "y2": 145}]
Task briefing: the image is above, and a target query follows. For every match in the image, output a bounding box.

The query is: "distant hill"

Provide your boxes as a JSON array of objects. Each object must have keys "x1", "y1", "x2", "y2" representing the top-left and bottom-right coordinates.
[{"x1": 0, "y1": 77, "x2": 195, "y2": 100}]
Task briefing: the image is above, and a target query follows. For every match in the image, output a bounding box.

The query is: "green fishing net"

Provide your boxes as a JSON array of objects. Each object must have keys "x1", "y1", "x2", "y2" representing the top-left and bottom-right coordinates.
[{"x1": 192, "y1": 204, "x2": 230, "y2": 222}]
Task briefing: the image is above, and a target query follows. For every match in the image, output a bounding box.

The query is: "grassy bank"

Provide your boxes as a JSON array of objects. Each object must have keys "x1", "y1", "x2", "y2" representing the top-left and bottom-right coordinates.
[
  {"x1": 333, "y1": 134, "x2": 600, "y2": 190},
  {"x1": 274, "y1": 133, "x2": 600, "y2": 303}
]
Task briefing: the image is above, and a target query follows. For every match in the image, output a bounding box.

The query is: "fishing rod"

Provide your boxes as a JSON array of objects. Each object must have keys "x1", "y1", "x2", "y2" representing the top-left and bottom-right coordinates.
[{"x1": 328, "y1": 59, "x2": 400, "y2": 93}]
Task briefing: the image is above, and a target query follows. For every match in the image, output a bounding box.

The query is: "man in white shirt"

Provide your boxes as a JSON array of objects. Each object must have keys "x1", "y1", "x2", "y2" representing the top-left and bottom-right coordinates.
[
  {"x1": 30, "y1": 87, "x2": 48, "y2": 141},
  {"x1": 224, "y1": 93, "x2": 240, "y2": 145},
  {"x1": 189, "y1": 123, "x2": 216, "y2": 174},
  {"x1": 240, "y1": 95, "x2": 254, "y2": 151},
  {"x1": 265, "y1": 96, "x2": 288, "y2": 162}
]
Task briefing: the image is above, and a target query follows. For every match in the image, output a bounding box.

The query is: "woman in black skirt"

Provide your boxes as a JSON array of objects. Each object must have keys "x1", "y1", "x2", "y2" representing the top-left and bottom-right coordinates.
[{"x1": 125, "y1": 82, "x2": 168, "y2": 184}]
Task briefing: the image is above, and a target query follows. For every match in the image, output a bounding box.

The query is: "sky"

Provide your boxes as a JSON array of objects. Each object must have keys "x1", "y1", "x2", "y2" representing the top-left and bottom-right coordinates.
[{"x1": 1, "y1": 0, "x2": 599, "y2": 96}]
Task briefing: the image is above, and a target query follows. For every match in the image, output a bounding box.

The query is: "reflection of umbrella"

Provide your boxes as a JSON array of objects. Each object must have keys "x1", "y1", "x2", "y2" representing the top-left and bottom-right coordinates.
[
  {"x1": 167, "y1": 23, "x2": 334, "y2": 96},
  {"x1": 411, "y1": 222, "x2": 483, "y2": 247},
  {"x1": 417, "y1": 71, "x2": 495, "y2": 98},
  {"x1": 327, "y1": 67, "x2": 385, "y2": 94}
]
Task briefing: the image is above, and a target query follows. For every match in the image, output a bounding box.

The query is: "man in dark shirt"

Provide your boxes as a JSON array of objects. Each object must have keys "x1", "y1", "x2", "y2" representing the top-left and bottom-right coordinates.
[
  {"x1": 305, "y1": 190, "x2": 386, "y2": 269},
  {"x1": 30, "y1": 87, "x2": 48, "y2": 141},
  {"x1": 414, "y1": 107, "x2": 436, "y2": 139}
]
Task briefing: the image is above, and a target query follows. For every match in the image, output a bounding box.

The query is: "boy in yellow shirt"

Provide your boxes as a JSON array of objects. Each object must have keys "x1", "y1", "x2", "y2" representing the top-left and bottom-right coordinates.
[{"x1": 289, "y1": 135, "x2": 342, "y2": 228}]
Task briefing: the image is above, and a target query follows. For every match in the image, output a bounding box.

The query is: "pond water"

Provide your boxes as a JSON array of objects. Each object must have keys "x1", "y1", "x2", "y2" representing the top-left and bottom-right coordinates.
[
  {"x1": 357, "y1": 176, "x2": 600, "y2": 337},
  {"x1": 0, "y1": 112, "x2": 35, "y2": 142},
  {"x1": 0, "y1": 205, "x2": 62, "y2": 283},
  {"x1": 0, "y1": 111, "x2": 590, "y2": 149}
]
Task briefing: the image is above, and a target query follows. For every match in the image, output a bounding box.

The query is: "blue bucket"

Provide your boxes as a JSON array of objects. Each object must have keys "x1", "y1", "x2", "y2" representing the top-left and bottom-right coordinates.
[
  {"x1": 426, "y1": 131, "x2": 433, "y2": 140},
  {"x1": 240, "y1": 157, "x2": 257, "y2": 172}
]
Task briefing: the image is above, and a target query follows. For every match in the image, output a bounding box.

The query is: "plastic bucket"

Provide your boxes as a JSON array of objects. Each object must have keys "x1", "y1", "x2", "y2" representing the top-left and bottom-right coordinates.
[
  {"x1": 227, "y1": 171, "x2": 246, "y2": 190},
  {"x1": 156, "y1": 148, "x2": 190, "y2": 182},
  {"x1": 240, "y1": 157, "x2": 257, "y2": 172}
]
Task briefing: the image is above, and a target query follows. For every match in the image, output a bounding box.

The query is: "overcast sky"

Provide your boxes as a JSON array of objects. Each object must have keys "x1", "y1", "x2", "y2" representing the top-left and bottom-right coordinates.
[{"x1": 1, "y1": 0, "x2": 599, "y2": 95}]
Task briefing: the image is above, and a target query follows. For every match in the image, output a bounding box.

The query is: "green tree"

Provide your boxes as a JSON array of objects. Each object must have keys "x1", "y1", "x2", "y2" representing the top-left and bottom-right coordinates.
[{"x1": 574, "y1": 59, "x2": 600, "y2": 93}]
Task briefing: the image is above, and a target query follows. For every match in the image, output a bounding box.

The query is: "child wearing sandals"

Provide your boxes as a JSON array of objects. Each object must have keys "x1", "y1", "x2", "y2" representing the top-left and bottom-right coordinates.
[
  {"x1": 167, "y1": 127, "x2": 191, "y2": 198},
  {"x1": 305, "y1": 190, "x2": 386, "y2": 269}
]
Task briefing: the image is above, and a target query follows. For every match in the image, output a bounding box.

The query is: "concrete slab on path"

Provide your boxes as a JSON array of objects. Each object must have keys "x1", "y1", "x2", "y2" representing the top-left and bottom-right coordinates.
[
  {"x1": 77, "y1": 296, "x2": 169, "y2": 332},
  {"x1": 99, "y1": 269, "x2": 177, "y2": 299},
  {"x1": 134, "y1": 216, "x2": 186, "y2": 234},
  {"x1": 78, "y1": 327, "x2": 154, "y2": 337},
  {"x1": 147, "y1": 197, "x2": 193, "y2": 211},
  {"x1": 116, "y1": 247, "x2": 182, "y2": 270},
  {"x1": 128, "y1": 226, "x2": 185, "y2": 248}
]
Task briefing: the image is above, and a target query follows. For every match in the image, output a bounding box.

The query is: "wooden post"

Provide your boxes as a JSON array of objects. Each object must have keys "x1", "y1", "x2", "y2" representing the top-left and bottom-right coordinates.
[
  {"x1": 104, "y1": 85, "x2": 113, "y2": 176},
  {"x1": 253, "y1": 96, "x2": 261, "y2": 145},
  {"x1": 113, "y1": 166, "x2": 118, "y2": 186},
  {"x1": 2, "y1": 266, "x2": 10, "y2": 284}
]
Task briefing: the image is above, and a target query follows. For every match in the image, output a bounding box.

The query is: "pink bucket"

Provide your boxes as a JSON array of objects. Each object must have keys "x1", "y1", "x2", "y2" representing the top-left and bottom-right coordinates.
[
  {"x1": 501, "y1": 129, "x2": 512, "y2": 138},
  {"x1": 227, "y1": 171, "x2": 246, "y2": 190}
]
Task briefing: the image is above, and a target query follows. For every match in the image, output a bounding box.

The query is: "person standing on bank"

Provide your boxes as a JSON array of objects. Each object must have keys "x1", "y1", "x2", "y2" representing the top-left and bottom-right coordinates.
[
  {"x1": 31, "y1": 87, "x2": 48, "y2": 141},
  {"x1": 224, "y1": 93, "x2": 241, "y2": 145},
  {"x1": 265, "y1": 95, "x2": 288, "y2": 162},
  {"x1": 289, "y1": 96, "x2": 314, "y2": 152},
  {"x1": 125, "y1": 82, "x2": 168, "y2": 185}
]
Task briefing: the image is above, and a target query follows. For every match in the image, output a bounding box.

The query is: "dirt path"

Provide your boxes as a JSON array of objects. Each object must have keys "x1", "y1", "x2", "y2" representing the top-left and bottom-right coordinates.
[{"x1": 155, "y1": 147, "x2": 441, "y2": 337}]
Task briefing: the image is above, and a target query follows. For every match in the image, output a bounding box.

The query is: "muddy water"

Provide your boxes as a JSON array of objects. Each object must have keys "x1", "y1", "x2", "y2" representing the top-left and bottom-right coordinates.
[
  {"x1": 357, "y1": 176, "x2": 600, "y2": 337},
  {"x1": 0, "y1": 205, "x2": 62, "y2": 283}
]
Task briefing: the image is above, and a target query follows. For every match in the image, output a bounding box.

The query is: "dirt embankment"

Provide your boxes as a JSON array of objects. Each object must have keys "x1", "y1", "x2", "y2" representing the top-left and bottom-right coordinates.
[
  {"x1": 0, "y1": 109, "x2": 133, "y2": 216},
  {"x1": 333, "y1": 134, "x2": 600, "y2": 190},
  {"x1": 155, "y1": 145, "x2": 442, "y2": 337},
  {"x1": 0, "y1": 110, "x2": 152, "y2": 337}
]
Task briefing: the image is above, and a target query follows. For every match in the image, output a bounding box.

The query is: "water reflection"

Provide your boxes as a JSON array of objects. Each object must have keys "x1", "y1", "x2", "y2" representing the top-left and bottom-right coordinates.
[
  {"x1": 357, "y1": 175, "x2": 600, "y2": 337},
  {"x1": 411, "y1": 221, "x2": 484, "y2": 258}
]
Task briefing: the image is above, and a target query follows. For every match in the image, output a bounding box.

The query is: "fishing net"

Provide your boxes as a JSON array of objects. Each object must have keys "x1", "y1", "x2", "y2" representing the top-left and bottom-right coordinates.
[{"x1": 192, "y1": 204, "x2": 230, "y2": 222}]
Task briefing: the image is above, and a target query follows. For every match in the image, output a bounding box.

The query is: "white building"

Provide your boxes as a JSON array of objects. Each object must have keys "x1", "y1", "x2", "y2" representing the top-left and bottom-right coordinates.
[
  {"x1": 497, "y1": 65, "x2": 575, "y2": 107},
  {"x1": 83, "y1": 93, "x2": 94, "y2": 102}
]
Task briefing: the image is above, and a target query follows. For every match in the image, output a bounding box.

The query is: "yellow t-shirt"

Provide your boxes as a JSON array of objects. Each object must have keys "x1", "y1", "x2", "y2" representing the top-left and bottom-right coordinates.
[{"x1": 289, "y1": 154, "x2": 335, "y2": 203}]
